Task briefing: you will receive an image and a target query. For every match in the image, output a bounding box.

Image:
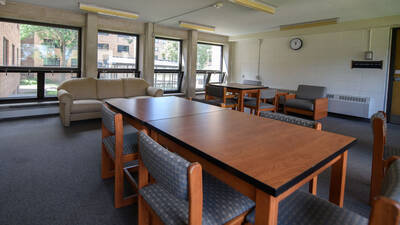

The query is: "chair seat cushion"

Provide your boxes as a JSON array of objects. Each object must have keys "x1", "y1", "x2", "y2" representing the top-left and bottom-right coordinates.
[
  {"x1": 71, "y1": 99, "x2": 103, "y2": 114},
  {"x1": 244, "y1": 100, "x2": 275, "y2": 109},
  {"x1": 246, "y1": 191, "x2": 368, "y2": 225},
  {"x1": 382, "y1": 159, "x2": 400, "y2": 202},
  {"x1": 103, "y1": 131, "x2": 138, "y2": 158},
  {"x1": 384, "y1": 145, "x2": 400, "y2": 160},
  {"x1": 285, "y1": 98, "x2": 314, "y2": 111},
  {"x1": 139, "y1": 172, "x2": 255, "y2": 225}
]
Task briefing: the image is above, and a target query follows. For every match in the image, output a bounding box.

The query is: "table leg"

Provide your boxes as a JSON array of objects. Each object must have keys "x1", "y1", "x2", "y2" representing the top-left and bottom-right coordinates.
[
  {"x1": 329, "y1": 150, "x2": 348, "y2": 207},
  {"x1": 240, "y1": 90, "x2": 245, "y2": 112},
  {"x1": 255, "y1": 189, "x2": 278, "y2": 225}
]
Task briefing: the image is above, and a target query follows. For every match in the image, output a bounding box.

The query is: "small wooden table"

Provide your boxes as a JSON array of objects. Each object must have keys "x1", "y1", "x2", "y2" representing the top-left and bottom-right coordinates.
[
  {"x1": 107, "y1": 98, "x2": 356, "y2": 225},
  {"x1": 209, "y1": 83, "x2": 268, "y2": 112}
]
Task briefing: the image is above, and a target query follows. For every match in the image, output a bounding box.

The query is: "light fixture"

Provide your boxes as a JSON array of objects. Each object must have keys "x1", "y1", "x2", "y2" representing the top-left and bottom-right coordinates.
[
  {"x1": 0, "y1": 0, "x2": 6, "y2": 6},
  {"x1": 280, "y1": 18, "x2": 338, "y2": 31},
  {"x1": 79, "y1": 3, "x2": 139, "y2": 20},
  {"x1": 179, "y1": 21, "x2": 215, "y2": 32},
  {"x1": 229, "y1": 0, "x2": 275, "y2": 15}
]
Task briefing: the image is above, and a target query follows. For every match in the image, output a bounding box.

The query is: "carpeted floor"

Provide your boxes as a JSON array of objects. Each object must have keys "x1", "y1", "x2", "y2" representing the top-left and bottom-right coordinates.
[{"x1": 1, "y1": 114, "x2": 400, "y2": 225}]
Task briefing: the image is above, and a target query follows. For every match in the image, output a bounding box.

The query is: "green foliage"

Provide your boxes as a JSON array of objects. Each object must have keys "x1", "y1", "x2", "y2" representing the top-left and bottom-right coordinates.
[
  {"x1": 19, "y1": 24, "x2": 78, "y2": 66},
  {"x1": 197, "y1": 44, "x2": 212, "y2": 70},
  {"x1": 20, "y1": 79, "x2": 37, "y2": 85},
  {"x1": 166, "y1": 42, "x2": 178, "y2": 62}
]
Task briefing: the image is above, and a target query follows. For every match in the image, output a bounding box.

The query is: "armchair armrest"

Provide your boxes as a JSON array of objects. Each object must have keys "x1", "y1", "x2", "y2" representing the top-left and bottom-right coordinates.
[
  {"x1": 57, "y1": 89, "x2": 73, "y2": 104},
  {"x1": 285, "y1": 94, "x2": 296, "y2": 100},
  {"x1": 314, "y1": 97, "x2": 328, "y2": 111},
  {"x1": 146, "y1": 86, "x2": 164, "y2": 97}
]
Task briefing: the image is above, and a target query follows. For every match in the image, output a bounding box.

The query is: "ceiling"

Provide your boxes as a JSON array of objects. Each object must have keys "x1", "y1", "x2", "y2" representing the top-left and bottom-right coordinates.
[{"x1": 9, "y1": 0, "x2": 400, "y2": 36}]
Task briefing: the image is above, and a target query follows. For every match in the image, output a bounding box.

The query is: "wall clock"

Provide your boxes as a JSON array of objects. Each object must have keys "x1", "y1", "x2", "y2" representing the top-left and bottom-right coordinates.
[{"x1": 290, "y1": 38, "x2": 303, "y2": 50}]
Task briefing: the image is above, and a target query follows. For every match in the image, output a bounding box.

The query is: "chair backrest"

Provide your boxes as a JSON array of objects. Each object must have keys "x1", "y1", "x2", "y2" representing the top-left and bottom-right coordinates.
[
  {"x1": 242, "y1": 80, "x2": 262, "y2": 86},
  {"x1": 371, "y1": 111, "x2": 387, "y2": 143},
  {"x1": 296, "y1": 85, "x2": 327, "y2": 100},
  {"x1": 206, "y1": 85, "x2": 225, "y2": 99},
  {"x1": 138, "y1": 132, "x2": 191, "y2": 200},
  {"x1": 260, "y1": 88, "x2": 276, "y2": 99},
  {"x1": 261, "y1": 112, "x2": 321, "y2": 130},
  {"x1": 101, "y1": 104, "x2": 117, "y2": 133}
]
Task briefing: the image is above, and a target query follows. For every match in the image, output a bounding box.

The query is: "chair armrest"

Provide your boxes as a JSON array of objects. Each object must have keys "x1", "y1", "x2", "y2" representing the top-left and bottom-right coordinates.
[
  {"x1": 57, "y1": 89, "x2": 73, "y2": 104},
  {"x1": 314, "y1": 97, "x2": 328, "y2": 111},
  {"x1": 285, "y1": 94, "x2": 296, "y2": 100},
  {"x1": 146, "y1": 87, "x2": 164, "y2": 97},
  {"x1": 369, "y1": 196, "x2": 400, "y2": 225}
]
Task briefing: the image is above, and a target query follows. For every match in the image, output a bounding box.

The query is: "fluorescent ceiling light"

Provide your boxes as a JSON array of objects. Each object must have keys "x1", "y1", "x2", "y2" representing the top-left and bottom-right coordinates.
[
  {"x1": 229, "y1": 0, "x2": 275, "y2": 14},
  {"x1": 179, "y1": 21, "x2": 215, "y2": 32},
  {"x1": 0, "y1": 0, "x2": 6, "y2": 6},
  {"x1": 280, "y1": 18, "x2": 338, "y2": 31},
  {"x1": 79, "y1": 3, "x2": 139, "y2": 20}
]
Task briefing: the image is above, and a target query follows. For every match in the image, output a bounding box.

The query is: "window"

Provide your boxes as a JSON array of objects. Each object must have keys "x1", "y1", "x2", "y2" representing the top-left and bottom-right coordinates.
[
  {"x1": 0, "y1": 20, "x2": 81, "y2": 103},
  {"x1": 98, "y1": 43, "x2": 109, "y2": 50},
  {"x1": 117, "y1": 45, "x2": 129, "y2": 52},
  {"x1": 196, "y1": 43, "x2": 224, "y2": 90},
  {"x1": 12, "y1": 44, "x2": 15, "y2": 65},
  {"x1": 3, "y1": 37, "x2": 9, "y2": 66},
  {"x1": 154, "y1": 38, "x2": 183, "y2": 93},
  {"x1": 97, "y1": 31, "x2": 139, "y2": 79}
]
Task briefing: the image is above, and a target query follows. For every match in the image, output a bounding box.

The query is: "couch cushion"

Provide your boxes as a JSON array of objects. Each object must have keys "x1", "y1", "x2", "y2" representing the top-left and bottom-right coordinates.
[
  {"x1": 286, "y1": 99, "x2": 314, "y2": 111},
  {"x1": 97, "y1": 79, "x2": 124, "y2": 99},
  {"x1": 296, "y1": 85, "x2": 327, "y2": 100},
  {"x1": 58, "y1": 77, "x2": 97, "y2": 100},
  {"x1": 123, "y1": 78, "x2": 149, "y2": 97},
  {"x1": 71, "y1": 100, "x2": 103, "y2": 114}
]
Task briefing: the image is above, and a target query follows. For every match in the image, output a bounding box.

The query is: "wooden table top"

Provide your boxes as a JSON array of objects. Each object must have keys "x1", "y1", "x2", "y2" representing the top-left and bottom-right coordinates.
[
  {"x1": 209, "y1": 83, "x2": 268, "y2": 90},
  {"x1": 106, "y1": 96, "x2": 225, "y2": 122},
  {"x1": 147, "y1": 109, "x2": 356, "y2": 196}
]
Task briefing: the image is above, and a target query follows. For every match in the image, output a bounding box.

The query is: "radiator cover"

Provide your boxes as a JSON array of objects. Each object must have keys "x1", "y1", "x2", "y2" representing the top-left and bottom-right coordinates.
[{"x1": 327, "y1": 94, "x2": 374, "y2": 118}]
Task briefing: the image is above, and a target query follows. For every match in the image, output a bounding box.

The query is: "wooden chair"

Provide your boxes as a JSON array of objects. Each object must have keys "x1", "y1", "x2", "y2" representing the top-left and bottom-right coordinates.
[
  {"x1": 244, "y1": 89, "x2": 278, "y2": 116},
  {"x1": 137, "y1": 131, "x2": 255, "y2": 225},
  {"x1": 245, "y1": 157, "x2": 400, "y2": 225},
  {"x1": 370, "y1": 111, "x2": 400, "y2": 203},
  {"x1": 101, "y1": 105, "x2": 139, "y2": 208},
  {"x1": 260, "y1": 111, "x2": 322, "y2": 195},
  {"x1": 205, "y1": 84, "x2": 238, "y2": 109},
  {"x1": 284, "y1": 84, "x2": 329, "y2": 120}
]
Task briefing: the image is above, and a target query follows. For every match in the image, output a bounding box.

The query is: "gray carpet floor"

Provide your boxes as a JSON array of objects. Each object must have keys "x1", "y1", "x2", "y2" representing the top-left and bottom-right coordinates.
[{"x1": 1, "y1": 114, "x2": 400, "y2": 225}]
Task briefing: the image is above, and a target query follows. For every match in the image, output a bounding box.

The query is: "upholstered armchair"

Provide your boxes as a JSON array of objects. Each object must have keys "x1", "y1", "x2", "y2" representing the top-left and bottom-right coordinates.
[{"x1": 284, "y1": 85, "x2": 328, "y2": 120}]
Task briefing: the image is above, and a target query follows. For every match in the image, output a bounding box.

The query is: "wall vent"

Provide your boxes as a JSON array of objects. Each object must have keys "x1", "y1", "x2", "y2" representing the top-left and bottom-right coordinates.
[{"x1": 327, "y1": 94, "x2": 374, "y2": 118}]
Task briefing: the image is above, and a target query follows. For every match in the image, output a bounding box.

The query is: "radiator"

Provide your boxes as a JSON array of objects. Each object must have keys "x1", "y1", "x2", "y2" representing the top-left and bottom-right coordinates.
[{"x1": 327, "y1": 94, "x2": 374, "y2": 118}]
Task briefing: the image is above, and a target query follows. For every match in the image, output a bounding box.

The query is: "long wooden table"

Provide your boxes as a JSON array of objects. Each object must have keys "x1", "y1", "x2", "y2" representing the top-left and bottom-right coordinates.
[
  {"x1": 209, "y1": 83, "x2": 268, "y2": 112},
  {"x1": 106, "y1": 96, "x2": 356, "y2": 225}
]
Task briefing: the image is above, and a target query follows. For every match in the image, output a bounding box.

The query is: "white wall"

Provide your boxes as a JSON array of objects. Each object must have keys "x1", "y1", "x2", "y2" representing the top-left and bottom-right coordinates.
[{"x1": 231, "y1": 27, "x2": 391, "y2": 113}]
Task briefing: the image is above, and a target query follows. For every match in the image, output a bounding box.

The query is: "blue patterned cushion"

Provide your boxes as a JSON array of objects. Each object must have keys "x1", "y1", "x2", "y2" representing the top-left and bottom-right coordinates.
[
  {"x1": 139, "y1": 172, "x2": 255, "y2": 225},
  {"x1": 246, "y1": 191, "x2": 368, "y2": 225},
  {"x1": 103, "y1": 131, "x2": 139, "y2": 158},
  {"x1": 260, "y1": 112, "x2": 318, "y2": 129},
  {"x1": 384, "y1": 145, "x2": 400, "y2": 160},
  {"x1": 139, "y1": 132, "x2": 190, "y2": 200},
  {"x1": 382, "y1": 159, "x2": 400, "y2": 202},
  {"x1": 244, "y1": 100, "x2": 275, "y2": 109},
  {"x1": 101, "y1": 105, "x2": 116, "y2": 133}
]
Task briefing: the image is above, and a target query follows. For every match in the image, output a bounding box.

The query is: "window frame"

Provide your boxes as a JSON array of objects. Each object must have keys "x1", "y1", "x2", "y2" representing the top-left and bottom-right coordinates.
[
  {"x1": 0, "y1": 18, "x2": 82, "y2": 104},
  {"x1": 97, "y1": 30, "x2": 140, "y2": 79},
  {"x1": 196, "y1": 42, "x2": 224, "y2": 91},
  {"x1": 154, "y1": 37, "x2": 184, "y2": 93}
]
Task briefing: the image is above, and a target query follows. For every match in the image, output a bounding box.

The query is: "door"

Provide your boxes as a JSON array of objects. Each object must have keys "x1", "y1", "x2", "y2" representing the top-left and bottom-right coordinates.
[{"x1": 388, "y1": 28, "x2": 400, "y2": 124}]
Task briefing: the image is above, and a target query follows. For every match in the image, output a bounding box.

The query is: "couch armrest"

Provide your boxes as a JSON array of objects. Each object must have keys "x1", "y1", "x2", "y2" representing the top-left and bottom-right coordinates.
[
  {"x1": 146, "y1": 86, "x2": 164, "y2": 97},
  {"x1": 57, "y1": 89, "x2": 73, "y2": 127},
  {"x1": 314, "y1": 97, "x2": 328, "y2": 112},
  {"x1": 285, "y1": 94, "x2": 296, "y2": 100}
]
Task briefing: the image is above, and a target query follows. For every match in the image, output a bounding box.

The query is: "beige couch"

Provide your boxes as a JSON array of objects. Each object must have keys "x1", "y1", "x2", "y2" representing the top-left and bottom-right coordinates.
[{"x1": 57, "y1": 77, "x2": 163, "y2": 126}]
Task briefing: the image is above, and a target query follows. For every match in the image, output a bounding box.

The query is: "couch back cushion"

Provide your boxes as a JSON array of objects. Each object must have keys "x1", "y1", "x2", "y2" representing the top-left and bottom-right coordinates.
[
  {"x1": 97, "y1": 79, "x2": 124, "y2": 99},
  {"x1": 296, "y1": 85, "x2": 327, "y2": 100},
  {"x1": 57, "y1": 77, "x2": 97, "y2": 100},
  {"x1": 123, "y1": 78, "x2": 149, "y2": 97}
]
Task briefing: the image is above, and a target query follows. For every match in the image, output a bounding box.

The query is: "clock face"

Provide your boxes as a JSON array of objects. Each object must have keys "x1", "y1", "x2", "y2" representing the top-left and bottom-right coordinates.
[{"x1": 290, "y1": 38, "x2": 303, "y2": 50}]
